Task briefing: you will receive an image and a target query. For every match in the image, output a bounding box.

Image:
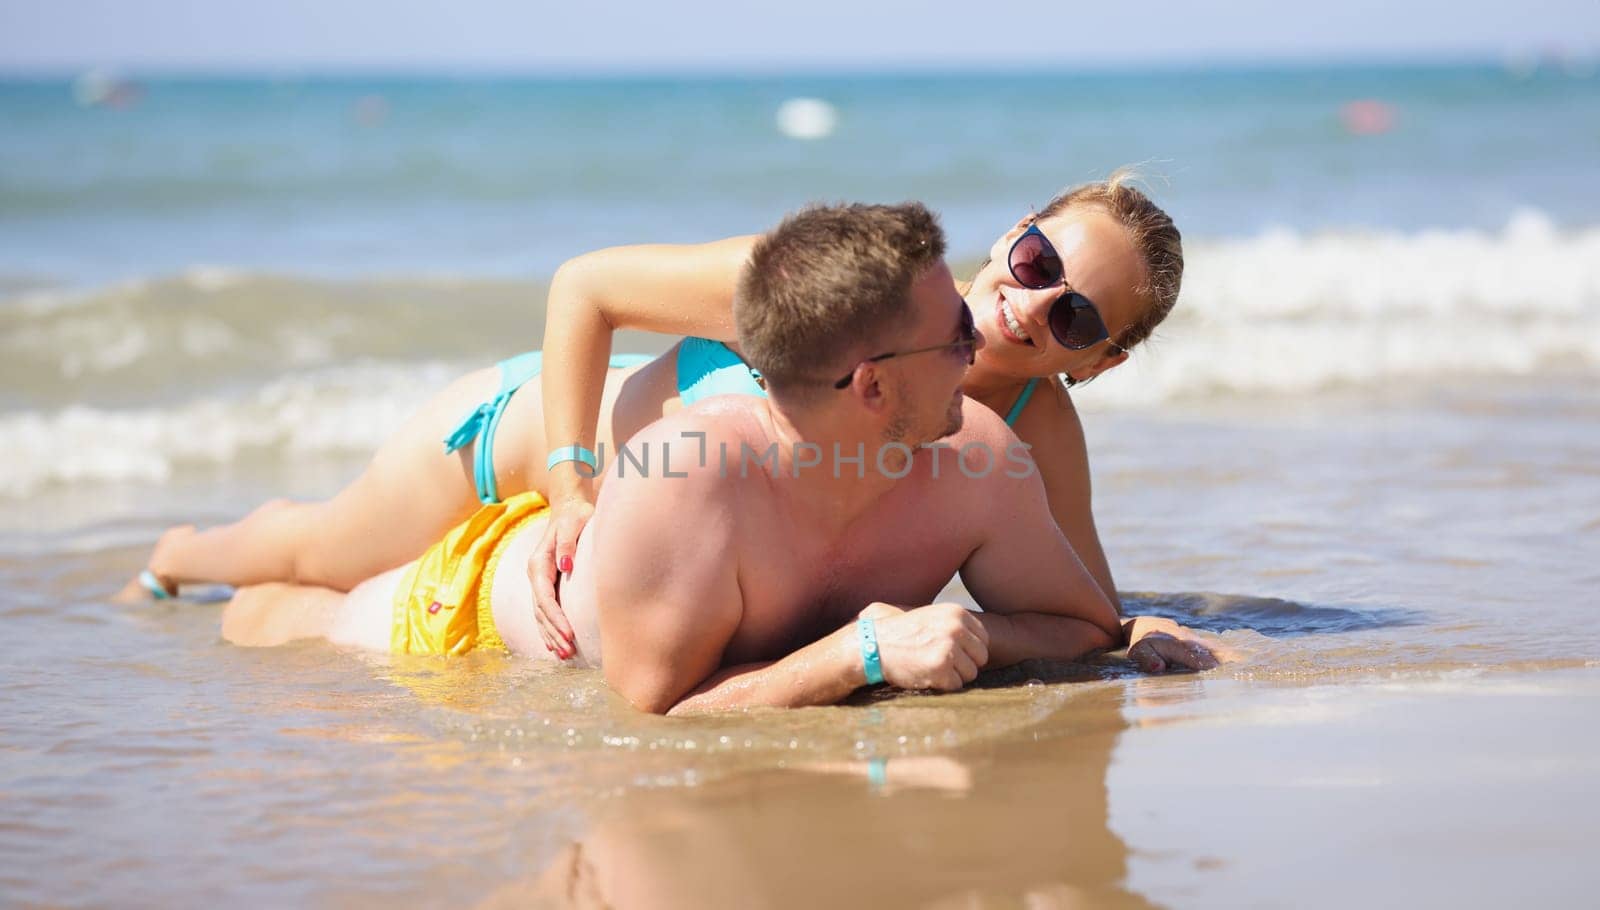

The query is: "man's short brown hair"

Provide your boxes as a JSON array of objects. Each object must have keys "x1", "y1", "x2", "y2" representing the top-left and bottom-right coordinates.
[{"x1": 735, "y1": 202, "x2": 946, "y2": 391}]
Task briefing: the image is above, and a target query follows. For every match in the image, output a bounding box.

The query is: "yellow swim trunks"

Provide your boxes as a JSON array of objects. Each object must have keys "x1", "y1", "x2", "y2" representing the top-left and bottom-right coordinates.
[{"x1": 391, "y1": 490, "x2": 549, "y2": 655}]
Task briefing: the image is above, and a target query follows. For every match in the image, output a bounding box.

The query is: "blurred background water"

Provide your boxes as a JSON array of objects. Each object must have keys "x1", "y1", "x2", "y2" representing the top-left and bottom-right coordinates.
[
  {"x1": 3, "y1": 65, "x2": 1598, "y2": 280},
  {"x1": 2, "y1": 64, "x2": 1597, "y2": 495}
]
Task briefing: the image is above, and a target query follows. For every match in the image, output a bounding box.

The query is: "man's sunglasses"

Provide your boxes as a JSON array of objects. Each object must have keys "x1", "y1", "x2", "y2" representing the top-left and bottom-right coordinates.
[
  {"x1": 832, "y1": 305, "x2": 977, "y2": 390},
  {"x1": 1007, "y1": 222, "x2": 1125, "y2": 355}
]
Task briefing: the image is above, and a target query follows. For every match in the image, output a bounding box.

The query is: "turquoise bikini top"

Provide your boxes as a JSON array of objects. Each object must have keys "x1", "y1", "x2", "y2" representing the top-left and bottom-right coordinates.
[
  {"x1": 676, "y1": 336, "x2": 766, "y2": 404},
  {"x1": 675, "y1": 336, "x2": 1038, "y2": 426}
]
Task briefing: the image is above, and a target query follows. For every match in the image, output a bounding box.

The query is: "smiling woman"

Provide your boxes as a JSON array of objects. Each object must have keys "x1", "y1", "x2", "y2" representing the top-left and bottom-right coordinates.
[
  {"x1": 967, "y1": 171, "x2": 1184, "y2": 388},
  {"x1": 1005, "y1": 223, "x2": 1126, "y2": 356}
]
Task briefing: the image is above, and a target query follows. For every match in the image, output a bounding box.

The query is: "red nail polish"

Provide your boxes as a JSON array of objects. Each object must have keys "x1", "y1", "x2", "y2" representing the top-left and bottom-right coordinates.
[{"x1": 559, "y1": 556, "x2": 573, "y2": 574}]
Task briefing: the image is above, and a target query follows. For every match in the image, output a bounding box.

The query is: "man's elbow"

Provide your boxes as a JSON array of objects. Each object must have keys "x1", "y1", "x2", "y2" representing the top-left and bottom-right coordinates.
[
  {"x1": 621, "y1": 677, "x2": 719, "y2": 717},
  {"x1": 621, "y1": 687, "x2": 676, "y2": 715},
  {"x1": 606, "y1": 668, "x2": 681, "y2": 716}
]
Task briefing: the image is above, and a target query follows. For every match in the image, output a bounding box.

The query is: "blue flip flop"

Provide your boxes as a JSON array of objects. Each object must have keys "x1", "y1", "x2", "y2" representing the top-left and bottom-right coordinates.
[{"x1": 138, "y1": 569, "x2": 174, "y2": 600}]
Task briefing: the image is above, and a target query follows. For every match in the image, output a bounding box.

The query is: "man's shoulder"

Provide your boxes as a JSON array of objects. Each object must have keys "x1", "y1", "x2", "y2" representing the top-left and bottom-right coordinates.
[
  {"x1": 931, "y1": 396, "x2": 1024, "y2": 468},
  {"x1": 587, "y1": 404, "x2": 754, "y2": 589},
  {"x1": 913, "y1": 397, "x2": 1038, "y2": 496},
  {"x1": 954, "y1": 394, "x2": 1019, "y2": 448}
]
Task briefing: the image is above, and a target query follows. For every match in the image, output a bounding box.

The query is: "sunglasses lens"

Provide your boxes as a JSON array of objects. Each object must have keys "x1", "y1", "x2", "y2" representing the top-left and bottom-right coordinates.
[
  {"x1": 1008, "y1": 231, "x2": 1062, "y2": 289},
  {"x1": 1049, "y1": 294, "x2": 1109, "y2": 349}
]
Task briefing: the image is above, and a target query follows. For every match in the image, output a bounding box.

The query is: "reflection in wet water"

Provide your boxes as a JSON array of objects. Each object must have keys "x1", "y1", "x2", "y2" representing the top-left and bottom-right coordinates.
[{"x1": 478, "y1": 686, "x2": 1157, "y2": 910}]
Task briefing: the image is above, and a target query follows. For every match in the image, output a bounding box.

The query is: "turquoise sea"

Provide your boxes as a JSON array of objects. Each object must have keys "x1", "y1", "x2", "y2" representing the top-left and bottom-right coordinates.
[{"x1": 3, "y1": 64, "x2": 1598, "y2": 281}]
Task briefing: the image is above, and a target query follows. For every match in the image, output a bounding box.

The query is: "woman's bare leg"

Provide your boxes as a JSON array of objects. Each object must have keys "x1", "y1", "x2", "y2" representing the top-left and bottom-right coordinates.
[
  {"x1": 133, "y1": 366, "x2": 505, "y2": 594},
  {"x1": 122, "y1": 355, "x2": 659, "y2": 600}
]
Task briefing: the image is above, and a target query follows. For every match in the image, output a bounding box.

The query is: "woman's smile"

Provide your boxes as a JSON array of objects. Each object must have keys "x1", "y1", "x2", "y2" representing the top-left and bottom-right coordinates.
[{"x1": 994, "y1": 293, "x2": 1035, "y2": 347}]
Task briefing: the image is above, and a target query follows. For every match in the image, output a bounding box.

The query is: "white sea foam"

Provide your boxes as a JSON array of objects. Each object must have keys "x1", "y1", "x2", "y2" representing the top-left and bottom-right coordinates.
[
  {"x1": 0, "y1": 364, "x2": 455, "y2": 497},
  {"x1": 0, "y1": 270, "x2": 539, "y2": 405},
  {"x1": 3, "y1": 214, "x2": 1597, "y2": 494},
  {"x1": 1084, "y1": 211, "x2": 1600, "y2": 406}
]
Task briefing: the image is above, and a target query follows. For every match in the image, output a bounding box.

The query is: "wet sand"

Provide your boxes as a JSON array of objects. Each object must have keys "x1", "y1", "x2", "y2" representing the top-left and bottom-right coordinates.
[{"x1": 2, "y1": 376, "x2": 1597, "y2": 907}]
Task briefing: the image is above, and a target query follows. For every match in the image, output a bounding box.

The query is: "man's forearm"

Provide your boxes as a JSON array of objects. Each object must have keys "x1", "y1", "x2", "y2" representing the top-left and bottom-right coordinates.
[
  {"x1": 664, "y1": 624, "x2": 867, "y2": 716},
  {"x1": 976, "y1": 611, "x2": 1121, "y2": 670}
]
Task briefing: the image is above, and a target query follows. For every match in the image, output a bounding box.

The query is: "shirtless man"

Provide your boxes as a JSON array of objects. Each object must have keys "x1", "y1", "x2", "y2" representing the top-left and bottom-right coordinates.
[{"x1": 222, "y1": 203, "x2": 1218, "y2": 714}]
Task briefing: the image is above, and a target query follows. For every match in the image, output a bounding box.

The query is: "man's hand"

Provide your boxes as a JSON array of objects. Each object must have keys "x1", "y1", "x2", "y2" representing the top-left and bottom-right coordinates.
[
  {"x1": 1123, "y1": 615, "x2": 1234, "y2": 673},
  {"x1": 529, "y1": 496, "x2": 595, "y2": 659},
  {"x1": 862, "y1": 602, "x2": 991, "y2": 692}
]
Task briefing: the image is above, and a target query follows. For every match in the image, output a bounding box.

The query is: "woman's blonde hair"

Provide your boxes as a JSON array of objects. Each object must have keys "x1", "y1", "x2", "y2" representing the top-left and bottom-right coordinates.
[{"x1": 1035, "y1": 169, "x2": 1183, "y2": 351}]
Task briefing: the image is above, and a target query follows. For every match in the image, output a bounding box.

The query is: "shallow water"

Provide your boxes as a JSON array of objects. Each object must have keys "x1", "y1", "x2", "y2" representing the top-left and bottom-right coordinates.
[{"x1": 2, "y1": 376, "x2": 1596, "y2": 906}]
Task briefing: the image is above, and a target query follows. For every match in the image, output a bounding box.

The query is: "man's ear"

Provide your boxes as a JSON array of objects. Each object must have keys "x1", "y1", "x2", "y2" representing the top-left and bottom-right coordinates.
[{"x1": 852, "y1": 365, "x2": 890, "y2": 414}]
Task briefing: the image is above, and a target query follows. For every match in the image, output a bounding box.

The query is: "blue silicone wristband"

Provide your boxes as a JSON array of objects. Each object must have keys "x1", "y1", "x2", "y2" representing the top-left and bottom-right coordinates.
[
  {"x1": 857, "y1": 616, "x2": 885, "y2": 685},
  {"x1": 545, "y1": 445, "x2": 599, "y2": 474}
]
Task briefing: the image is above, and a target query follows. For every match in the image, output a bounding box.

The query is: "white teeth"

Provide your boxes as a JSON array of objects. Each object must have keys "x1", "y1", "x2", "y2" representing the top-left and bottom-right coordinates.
[{"x1": 1001, "y1": 298, "x2": 1028, "y2": 343}]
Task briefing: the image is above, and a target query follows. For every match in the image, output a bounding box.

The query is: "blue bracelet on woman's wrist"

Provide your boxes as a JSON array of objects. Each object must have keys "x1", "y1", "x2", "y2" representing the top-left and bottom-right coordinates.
[
  {"x1": 857, "y1": 616, "x2": 885, "y2": 685},
  {"x1": 546, "y1": 445, "x2": 599, "y2": 475}
]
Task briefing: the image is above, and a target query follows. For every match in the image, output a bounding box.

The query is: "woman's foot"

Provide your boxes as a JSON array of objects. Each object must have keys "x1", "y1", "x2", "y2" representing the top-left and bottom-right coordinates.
[{"x1": 113, "y1": 524, "x2": 196, "y2": 602}]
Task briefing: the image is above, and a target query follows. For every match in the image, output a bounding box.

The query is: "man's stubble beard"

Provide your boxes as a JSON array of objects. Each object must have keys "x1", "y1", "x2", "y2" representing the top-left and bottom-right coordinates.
[
  {"x1": 940, "y1": 391, "x2": 964, "y2": 440},
  {"x1": 883, "y1": 383, "x2": 965, "y2": 452}
]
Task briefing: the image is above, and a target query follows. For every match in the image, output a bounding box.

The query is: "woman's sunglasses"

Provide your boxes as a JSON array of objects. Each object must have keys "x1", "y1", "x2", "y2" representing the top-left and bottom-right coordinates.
[{"x1": 1007, "y1": 222, "x2": 1125, "y2": 355}]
